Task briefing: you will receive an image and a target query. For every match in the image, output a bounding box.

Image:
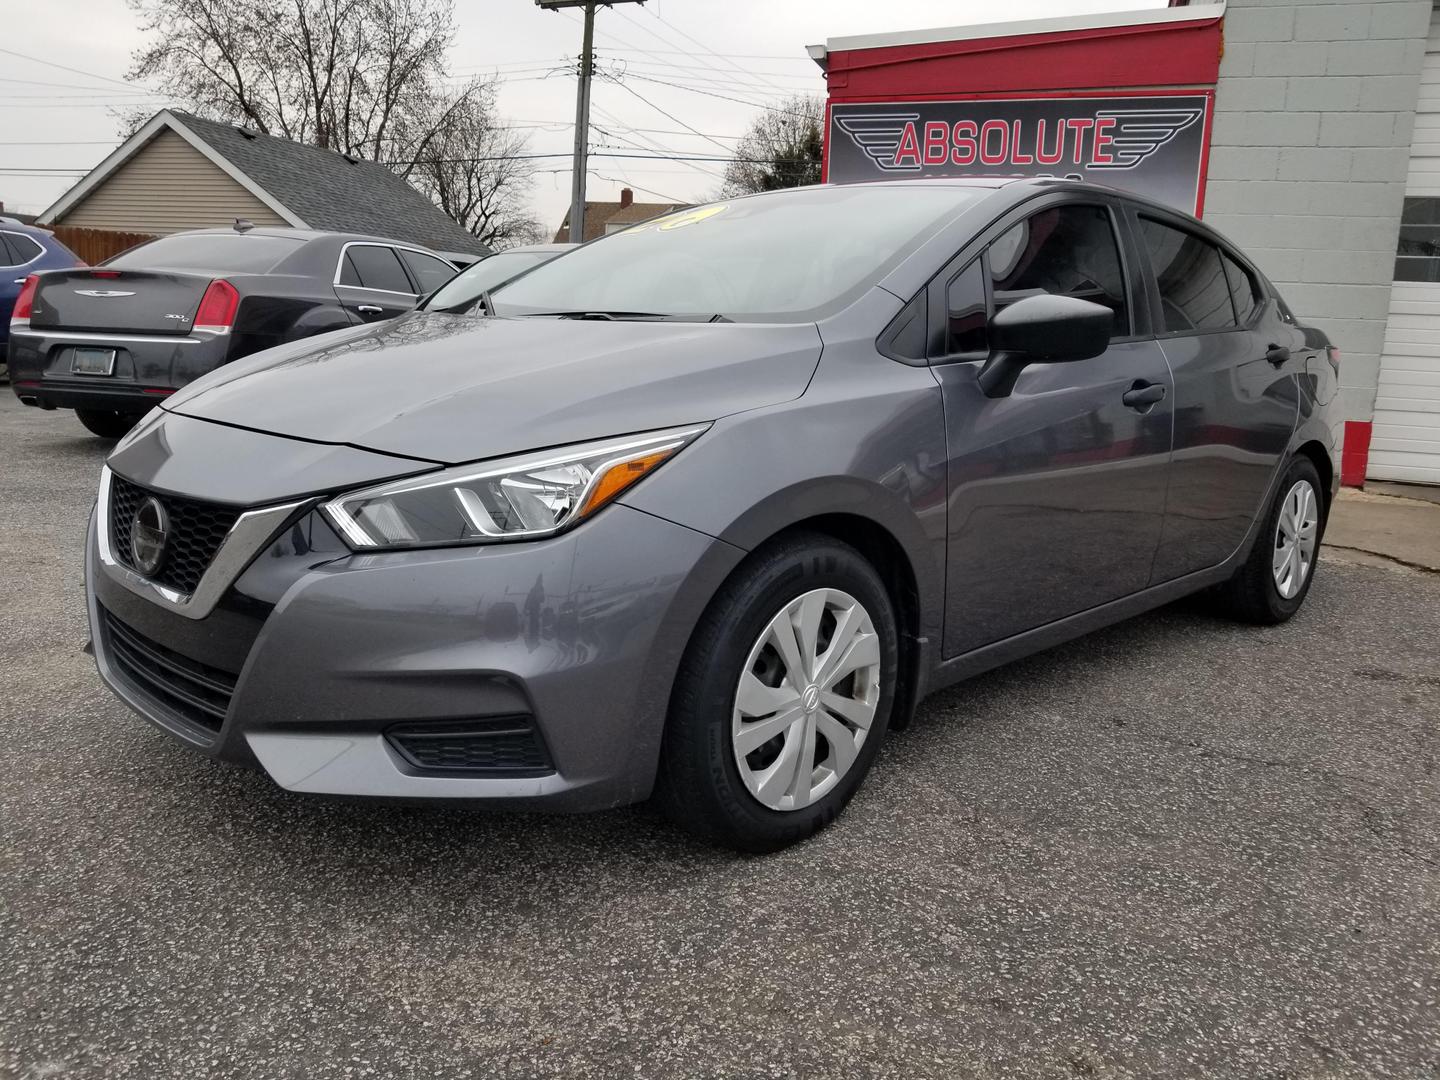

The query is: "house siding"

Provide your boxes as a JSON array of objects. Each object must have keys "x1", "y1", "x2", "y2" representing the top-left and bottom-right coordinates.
[{"x1": 57, "y1": 130, "x2": 288, "y2": 233}]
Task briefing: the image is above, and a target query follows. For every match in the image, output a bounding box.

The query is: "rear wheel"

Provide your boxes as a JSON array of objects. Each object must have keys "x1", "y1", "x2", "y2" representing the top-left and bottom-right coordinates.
[
  {"x1": 75, "y1": 409, "x2": 140, "y2": 440},
  {"x1": 655, "y1": 533, "x2": 898, "y2": 852},
  {"x1": 1219, "y1": 455, "x2": 1324, "y2": 624}
]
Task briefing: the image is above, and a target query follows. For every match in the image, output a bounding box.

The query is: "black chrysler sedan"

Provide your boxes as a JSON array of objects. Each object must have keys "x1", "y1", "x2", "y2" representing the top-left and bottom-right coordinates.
[{"x1": 7, "y1": 226, "x2": 458, "y2": 438}]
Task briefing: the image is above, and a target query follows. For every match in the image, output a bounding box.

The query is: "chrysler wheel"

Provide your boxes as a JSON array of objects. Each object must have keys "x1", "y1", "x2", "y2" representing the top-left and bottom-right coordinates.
[
  {"x1": 1272, "y1": 479, "x2": 1319, "y2": 600},
  {"x1": 656, "y1": 533, "x2": 898, "y2": 852},
  {"x1": 732, "y1": 588, "x2": 881, "y2": 812}
]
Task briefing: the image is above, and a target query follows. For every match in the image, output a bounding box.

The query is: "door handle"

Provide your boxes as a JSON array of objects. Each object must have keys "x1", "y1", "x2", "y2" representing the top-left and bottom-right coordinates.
[
  {"x1": 1122, "y1": 381, "x2": 1167, "y2": 410},
  {"x1": 1265, "y1": 344, "x2": 1291, "y2": 366},
  {"x1": 12, "y1": 278, "x2": 24, "y2": 285},
  {"x1": 356, "y1": 305, "x2": 383, "y2": 316}
]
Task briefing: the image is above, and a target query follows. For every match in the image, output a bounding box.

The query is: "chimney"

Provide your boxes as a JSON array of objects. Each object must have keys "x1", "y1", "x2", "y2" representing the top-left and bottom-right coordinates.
[{"x1": 620, "y1": 188, "x2": 634, "y2": 209}]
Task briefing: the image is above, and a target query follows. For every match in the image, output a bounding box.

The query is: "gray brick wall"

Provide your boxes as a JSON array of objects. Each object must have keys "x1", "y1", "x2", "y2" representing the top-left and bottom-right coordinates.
[{"x1": 1203, "y1": 0, "x2": 1431, "y2": 438}]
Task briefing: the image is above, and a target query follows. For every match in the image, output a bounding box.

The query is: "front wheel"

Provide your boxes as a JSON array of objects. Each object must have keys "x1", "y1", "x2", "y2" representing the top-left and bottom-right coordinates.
[
  {"x1": 655, "y1": 533, "x2": 899, "y2": 852},
  {"x1": 1219, "y1": 455, "x2": 1325, "y2": 624},
  {"x1": 75, "y1": 409, "x2": 141, "y2": 440}
]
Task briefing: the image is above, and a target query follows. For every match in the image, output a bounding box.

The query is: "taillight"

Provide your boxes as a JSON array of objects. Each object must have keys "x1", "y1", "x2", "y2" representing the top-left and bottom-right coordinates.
[
  {"x1": 1327, "y1": 345, "x2": 1341, "y2": 375},
  {"x1": 12, "y1": 275, "x2": 38, "y2": 322},
  {"x1": 194, "y1": 279, "x2": 239, "y2": 333}
]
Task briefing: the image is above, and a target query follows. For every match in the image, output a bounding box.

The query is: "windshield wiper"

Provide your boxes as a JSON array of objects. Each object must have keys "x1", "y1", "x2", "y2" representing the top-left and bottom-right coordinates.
[{"x1": 517, "y1": 310, "x2": 731, "y2": 322}]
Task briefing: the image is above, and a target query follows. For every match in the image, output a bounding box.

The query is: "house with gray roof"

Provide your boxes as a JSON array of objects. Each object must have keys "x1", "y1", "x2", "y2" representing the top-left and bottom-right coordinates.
[{"x1": 37, "y1": 109, "x2": 488, "y2": 263}]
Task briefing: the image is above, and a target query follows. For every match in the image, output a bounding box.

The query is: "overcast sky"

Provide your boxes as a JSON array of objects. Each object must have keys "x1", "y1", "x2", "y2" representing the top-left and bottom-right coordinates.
[{"x1": 1, "y1": 0, "x2": 1167, "y2": 230}]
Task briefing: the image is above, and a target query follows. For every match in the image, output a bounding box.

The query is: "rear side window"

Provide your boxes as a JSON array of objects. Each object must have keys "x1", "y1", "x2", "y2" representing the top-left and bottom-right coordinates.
[
  {"x1": 401, "y1": 250, "x2": 455, "y2": 293},
  {"x1": 0, "y1": 234, "x2": 17, "y2": 267},
  {"x1": 989, "y1": 205, "x2": 1130, "y2": 337},
  {"x1": 1221, "y1": 250, "x2": 1261, "y2": 325},
  {"x1": 1139, "y1": 218, "x2": 1235, "y2": 333},
  {"x1": 3, "y1": 233, "x2": 43, "y2": 265},
  {"x1": 340, "y1": 245, "x2": 413, "y2": 293},
  {"x1": 107, "y1": 233, "x2": 305, "y2": 273}
]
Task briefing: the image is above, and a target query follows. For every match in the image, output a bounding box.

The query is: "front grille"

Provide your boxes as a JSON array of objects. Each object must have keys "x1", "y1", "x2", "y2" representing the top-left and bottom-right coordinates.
[
  {"x1": 388, "y1": 719, "x2": 553, "y2": 775},
  {"x1": 110, "y1": 474, "x2": 242, "y2": 595},
  {"x1": 101, "y1": 607, "x2": 236, "y2": 734}
]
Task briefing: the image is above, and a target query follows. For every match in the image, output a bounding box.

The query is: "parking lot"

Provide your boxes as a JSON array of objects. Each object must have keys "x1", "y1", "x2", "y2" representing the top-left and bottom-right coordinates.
[{"x1": 2, "y1": 391, "x2": 1437, "y2": 1080}]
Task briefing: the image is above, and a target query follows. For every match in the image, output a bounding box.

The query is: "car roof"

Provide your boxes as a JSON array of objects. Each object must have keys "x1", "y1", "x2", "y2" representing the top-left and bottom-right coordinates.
[
  {"x1": 0, "y1": 220, "x2": 56, "y2": 239},
  {"x1": 158, "y1": 225, "x2": 449, "y2": 252},
  {"x1": 488, "y1": 244, "x2": 575, "y2": 255}
]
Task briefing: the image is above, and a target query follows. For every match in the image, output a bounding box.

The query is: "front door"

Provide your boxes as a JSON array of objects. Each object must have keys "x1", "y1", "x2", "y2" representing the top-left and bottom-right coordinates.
[{"x1": 932, "y1": 200, "x2": 1175, "y2": 657}]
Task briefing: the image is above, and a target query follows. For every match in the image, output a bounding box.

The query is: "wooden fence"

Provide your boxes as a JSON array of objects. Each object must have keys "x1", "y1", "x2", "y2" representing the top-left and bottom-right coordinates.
[{"x1": 47, "y1": 225, "x2": 160, "y2": 266}]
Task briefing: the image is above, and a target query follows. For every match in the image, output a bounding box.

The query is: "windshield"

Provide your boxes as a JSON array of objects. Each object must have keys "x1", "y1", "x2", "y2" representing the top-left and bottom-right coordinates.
[
  {"x1": 492, "y1": 185, "x2": 983, "y2": 322},
  {"x1": 423, "y1": 250, "x2": 559, "y2": 313},
  {"x1": 107, "y1": 233, "x2": 306, "y2": 273}
]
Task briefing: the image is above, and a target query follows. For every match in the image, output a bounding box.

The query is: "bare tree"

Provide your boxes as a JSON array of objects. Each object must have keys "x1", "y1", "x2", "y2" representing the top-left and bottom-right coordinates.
[
  {"x1": 404, "y1": 83, "x2": 545, "y2": 248},
  {"x1": 125, "y1": 0, "x2": 542, "y2": 246},
  {"x1": 720, "y1": 94, "x2": 824, "y2": 197}
]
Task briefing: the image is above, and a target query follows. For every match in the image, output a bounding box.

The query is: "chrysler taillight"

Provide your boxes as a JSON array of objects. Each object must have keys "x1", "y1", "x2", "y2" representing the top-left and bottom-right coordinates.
[
  {"x1": 11, "y1": 275, "x2": 38, "y2": 322},
  {"x1": 194, "y1": 278, "x2": 239, "y2": 333}
]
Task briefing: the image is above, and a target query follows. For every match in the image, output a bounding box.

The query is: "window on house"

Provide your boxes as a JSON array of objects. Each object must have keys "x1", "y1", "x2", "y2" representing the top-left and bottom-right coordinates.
[{"x1": 1395, "y1": 197, "x2": 1440, "y2": 282}]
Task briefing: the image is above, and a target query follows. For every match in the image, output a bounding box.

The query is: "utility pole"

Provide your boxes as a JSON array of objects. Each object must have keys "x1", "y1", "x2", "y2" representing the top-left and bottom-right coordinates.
[{"x1": 536, "y1": 0, "x2": 645, "y2": 244}]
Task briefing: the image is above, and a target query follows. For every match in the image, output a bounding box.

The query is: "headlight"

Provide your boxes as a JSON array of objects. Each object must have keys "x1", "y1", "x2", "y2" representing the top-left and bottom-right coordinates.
[{"x1": 322, "y1": 424, "x2": 707, "y2": 550}]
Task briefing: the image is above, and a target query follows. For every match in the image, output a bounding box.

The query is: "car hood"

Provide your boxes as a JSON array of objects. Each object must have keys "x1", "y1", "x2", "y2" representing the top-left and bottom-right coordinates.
[{"x1": 165, "y1": 312, "x2": 823, "y2": 464}]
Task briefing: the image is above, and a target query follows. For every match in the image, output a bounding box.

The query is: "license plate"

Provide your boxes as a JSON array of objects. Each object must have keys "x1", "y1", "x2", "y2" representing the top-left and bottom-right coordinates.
[{"x1": 71, "y1": 347, "x2": 116, "y2": 376}]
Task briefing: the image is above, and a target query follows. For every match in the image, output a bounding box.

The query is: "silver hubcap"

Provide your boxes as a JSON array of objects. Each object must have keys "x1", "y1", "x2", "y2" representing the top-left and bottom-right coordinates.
[
  {"x1": 1273, "y1": 479, "x2": 1319, "y2": 600},
  {"x1": 732, "y1": 588, "x2": 882, "y2": 812}
]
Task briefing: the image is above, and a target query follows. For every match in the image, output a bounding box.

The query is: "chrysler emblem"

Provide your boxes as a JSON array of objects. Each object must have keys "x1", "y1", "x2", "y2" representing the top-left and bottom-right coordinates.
[
  {"x1": 130, "y1": 496, "x2": 170, "y2": 577},
  {"x1": 74, "y1": 289, "x2": 136, "y2": 298}
]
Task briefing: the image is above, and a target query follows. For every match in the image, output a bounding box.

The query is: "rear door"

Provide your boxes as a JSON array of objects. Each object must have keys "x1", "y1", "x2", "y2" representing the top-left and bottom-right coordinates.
[
  {"x1": 1129, "y1": 210, "x2": 1302, "y2": 582},
  {"x1": 932, "y1": 195, "x2": 1175, "y2": 657},
  {"x1": 334, "y1": 243, "x2": 419, "y2": 322}
]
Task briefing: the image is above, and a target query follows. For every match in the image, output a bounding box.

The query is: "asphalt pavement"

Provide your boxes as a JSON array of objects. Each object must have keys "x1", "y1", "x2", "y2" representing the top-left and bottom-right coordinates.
[{"x1": 2, "y1": 394, "x2": 1438, "y2": 1080}]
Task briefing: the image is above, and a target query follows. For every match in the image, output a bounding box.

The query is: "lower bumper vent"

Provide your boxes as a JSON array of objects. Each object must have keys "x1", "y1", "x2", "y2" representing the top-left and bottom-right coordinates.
[
  {"x1": 101, "y1": 607, "x2": 236, "y2": 734},
  {"x1": 387, "y1": 718, "x2": 553, "y2": 775}
]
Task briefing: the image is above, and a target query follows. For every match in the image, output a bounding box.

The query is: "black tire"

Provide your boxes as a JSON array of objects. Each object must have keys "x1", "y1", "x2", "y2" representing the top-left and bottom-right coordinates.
[
  {"x1": 655, "y1": 532, "x2": 899, "y2": 853},
  {"x1": 75, "y1": 409, "x2": 141, "y2": 440},
  {"x1": 1219, "y1": 455, "x2": 1325, "y2": 625}
]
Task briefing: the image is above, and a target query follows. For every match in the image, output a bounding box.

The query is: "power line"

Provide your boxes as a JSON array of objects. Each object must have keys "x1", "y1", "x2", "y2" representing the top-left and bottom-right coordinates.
[
  {"x1": 621, "y1": 7, "x2": 794, "y2": 98},
  {"x1": 598, "y1": 72, "x2": 734, "y2": 156},
  {"x1": 592, "y1": 173, "x2": 685, "y2": 203},
  {"x1": 0, "y1": 48, "x2": 151, "y2": 92},
  {"x1": 622, "y1": 72, "x2": 815, "y2": 115}
]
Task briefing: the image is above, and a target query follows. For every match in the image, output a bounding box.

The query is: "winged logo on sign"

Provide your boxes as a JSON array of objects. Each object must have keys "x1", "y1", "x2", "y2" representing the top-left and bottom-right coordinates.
[
  {"x1": 1090, "y1": 108, "x2": 1203, "y2": 170},
  {"x1": 833, "y1": 113, "x2": 921, "y2": 173}
]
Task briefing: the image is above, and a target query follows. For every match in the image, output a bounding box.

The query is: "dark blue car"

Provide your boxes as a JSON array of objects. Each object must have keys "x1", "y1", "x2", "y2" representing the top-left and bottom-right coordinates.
[{"x1": 1, "y1": 220, "x2": 83, "y2": 362}]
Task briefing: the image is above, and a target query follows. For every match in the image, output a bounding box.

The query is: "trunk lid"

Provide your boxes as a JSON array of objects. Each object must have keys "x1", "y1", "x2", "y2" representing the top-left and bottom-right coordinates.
[{"x1": 29, "y1": 269, "x2": 214, "y2": 335}]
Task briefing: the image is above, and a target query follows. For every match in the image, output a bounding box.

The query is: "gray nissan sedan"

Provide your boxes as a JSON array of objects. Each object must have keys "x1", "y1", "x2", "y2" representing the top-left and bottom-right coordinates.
[{"x1": 87, "y1": 179, "x2": 1338, "y2": 851}]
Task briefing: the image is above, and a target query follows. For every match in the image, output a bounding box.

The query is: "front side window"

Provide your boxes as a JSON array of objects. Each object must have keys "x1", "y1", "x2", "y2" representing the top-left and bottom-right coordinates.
[
  {"x1": 340, "y1": 245, "x2": 413, "y2": 294},
  {"x1": 1139, "y1": 218, "x2": 1235, "y2": 333},
  {"x1": 945, "y1": 259, "x2": 988, "y2": 355},
  {"x1": 989, "y1": 205, "x2": 1130, "y2": 336},
  {"x1": 425, "y1": 251, "x2": 553, "y2": 313}
]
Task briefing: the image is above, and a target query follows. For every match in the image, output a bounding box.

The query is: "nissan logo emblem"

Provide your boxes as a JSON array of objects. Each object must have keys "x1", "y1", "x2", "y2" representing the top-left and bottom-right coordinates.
[{"x1": 130, "y1": 496, "x2": 170, "y2": 578}]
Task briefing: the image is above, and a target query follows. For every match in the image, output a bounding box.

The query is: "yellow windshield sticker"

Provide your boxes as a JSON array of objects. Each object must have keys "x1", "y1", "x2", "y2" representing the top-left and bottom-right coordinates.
[{"x1": 656, "y1": 205, "x2": 728, "y2": 231}]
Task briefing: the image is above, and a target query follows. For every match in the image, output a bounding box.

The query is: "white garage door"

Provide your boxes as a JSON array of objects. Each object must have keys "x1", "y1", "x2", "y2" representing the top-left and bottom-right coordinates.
[{"x1": 1372, "y1": 8, "x2": 1440, "y2": 484}]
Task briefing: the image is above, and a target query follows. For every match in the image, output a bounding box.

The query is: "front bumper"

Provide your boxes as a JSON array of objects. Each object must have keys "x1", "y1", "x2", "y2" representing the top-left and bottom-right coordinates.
[
  {"x1": 87, "y1": 488, "x2": 743, "y2": 811},
  {"x1": 9, "y1": 327, "x2": 229, "y2": 412}
]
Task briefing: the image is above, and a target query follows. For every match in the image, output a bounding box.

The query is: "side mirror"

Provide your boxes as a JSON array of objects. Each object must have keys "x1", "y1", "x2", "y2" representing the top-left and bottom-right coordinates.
[{"x1": 977, "y1": 294, "x2": 1114, "y2": 398}]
